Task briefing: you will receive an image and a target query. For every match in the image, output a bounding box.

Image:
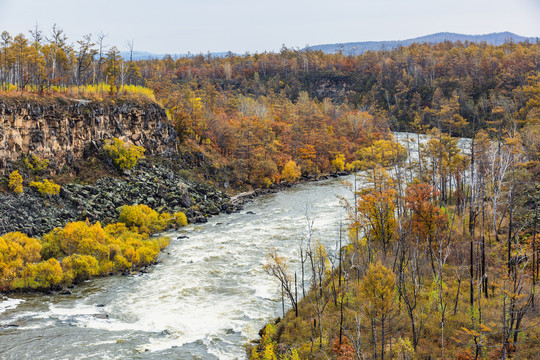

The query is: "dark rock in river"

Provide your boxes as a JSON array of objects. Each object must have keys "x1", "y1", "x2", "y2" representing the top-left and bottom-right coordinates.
[{"x1": 93, "y1": 314, "x2": 109, "y2": 319}]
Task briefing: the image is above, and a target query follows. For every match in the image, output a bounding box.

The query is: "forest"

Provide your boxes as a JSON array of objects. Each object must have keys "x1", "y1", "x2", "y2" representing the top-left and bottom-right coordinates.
[
  {"x1": 1, "y1": 27, "x2": 539, "y2": 188},
  {"x1": 0, "y1": 26, "x2": 539, "y2": 359}
]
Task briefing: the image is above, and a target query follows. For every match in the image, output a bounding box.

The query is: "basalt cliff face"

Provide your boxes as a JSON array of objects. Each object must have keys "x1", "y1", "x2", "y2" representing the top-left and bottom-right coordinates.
[{"x1": 0, "y1": 97, "x2": 177, "y2": 174}]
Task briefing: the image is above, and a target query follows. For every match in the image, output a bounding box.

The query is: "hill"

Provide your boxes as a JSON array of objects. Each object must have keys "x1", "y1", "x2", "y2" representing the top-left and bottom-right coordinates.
[{"x1": 306, "y1": 31, "x2": 538, "y2": 54}]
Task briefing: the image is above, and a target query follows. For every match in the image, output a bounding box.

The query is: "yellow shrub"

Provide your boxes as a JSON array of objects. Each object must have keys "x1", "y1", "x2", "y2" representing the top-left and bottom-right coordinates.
[
  {"x1": 61, "y1": 254, "x2": 100, "y2": 284},
  {"x1": 8, "y1": 170, "x2": 23, "y2": 194},
  {"x1": 24, "y1": 154, "x2": 49, "y2": 173},
  {"x1": 173, "y1": 212, "x2": 188, "y2": 227},
  {"x1": 29, "y1": 179, "x2": 60, "y2": 196},
  {"x1": 30, "y1": 259, "x2": 63, "y2": 289},
  {"x1": 117, "y1": 204, "x2": 167, "y2": 234},
  {"x1": 113, "y1": 254, "x2": 131, "y2": 270},
  {"x1": 3, "y1": 83, "x2": 156, "y2": 102},
  {"x1": 1, "y1": 232, "x2": 42, "y2": 264},
  {"x1": 137, "y1": 245, "x2": 159, "y2": 266},
  {"x1": 281, "y1": 160, "x2": 301, "y2": 183},
  {"x1": 41, "y1": 221, "x2": 108, "y2": 259},
  {"x1": 156, "y1": 236, "x2": 170, "y2": 250},
  {"x1": 123, "y1": 246, "x2": 139, "y2": 266},
  {"x1": 104, "y1": 138, "x2": 145, "y2": 170},
  {"x1": 103, "y1": 223, "x2": 130, "y2": 237},
  {"x1": 99, "y1": 259, "x2": 116, "y2": 274},
  {"x1": 2, "y1": 204, "x2": 174, "y2": 290},
  {"x1": 331, "y1": 153, "x2": 345, "y2": 172},
  {"x1": 0, "y1": 232, "x2": 42, "y2": 290}
]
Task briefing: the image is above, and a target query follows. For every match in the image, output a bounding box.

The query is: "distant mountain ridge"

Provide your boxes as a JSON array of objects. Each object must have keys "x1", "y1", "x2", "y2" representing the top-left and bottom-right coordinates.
[
  {"x1": 122, "y1": 32, "x2": 538, "y2": 60},
  {"x1": 120, "y1": 51, "x2": 232, "y2": 61},
  {"x1": 305, "y1": 32, "x2": 538, "y2": 55}
]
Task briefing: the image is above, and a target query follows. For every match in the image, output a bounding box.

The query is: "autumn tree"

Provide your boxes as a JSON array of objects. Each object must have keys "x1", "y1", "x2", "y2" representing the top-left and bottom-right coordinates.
[
  {"x1": 8, "y1": 170, "x2": 23, "y2": 194},
  {"x1": 264, "y1": 250, "x2": 298, "y2": 317},
  {"x1": 404, "y1": 183, "x2": 447, "y2": 274},
  {"x1": 359, "y1": 261, "x2": 397, "y2": 360},
  {"x1": 104, "y1": 138, "x2": 145, "y2": 170},
  {"x1": 281, "y1": 160, "x2": 301, "y2": 182},
  {"x1": 105, "y1": 46, "x2": 122, "y2": 94}
]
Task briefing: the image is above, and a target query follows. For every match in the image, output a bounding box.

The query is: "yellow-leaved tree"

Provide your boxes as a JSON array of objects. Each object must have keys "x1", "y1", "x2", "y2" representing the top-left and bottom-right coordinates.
[
  {"x1": 8, "y1": 170, "x2": 23, "y2": 194},
  {"x1": 359, "y1": 261, "x2": 397, "y2": 360},
  {"x1": 0, "y1": 232, "x2": 44, "y2": 290},
  {"x1": 117, "y1": 204, "x2": 167, "y2": 234},
  {"x1": 331, "y1": 153, "x2": 345, "y2": 172},
  {"x1": 104, "y1": 138, "x2": 145, "y2": 170},
  {"x1": 29, "y1": 179, "x2": 60, "y2": 197},
  {"x1": 281, "y1": 160, "x2": 301, "y2": 183},
  {"x1": 356, "y1": 139, "x2": 407, "y2": 169}
]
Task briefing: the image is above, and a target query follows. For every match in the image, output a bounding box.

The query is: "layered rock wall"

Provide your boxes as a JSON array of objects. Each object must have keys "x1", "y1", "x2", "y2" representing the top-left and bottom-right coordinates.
[{"x1": 0, "y1": 97, "x2": 177, "y2": 174}]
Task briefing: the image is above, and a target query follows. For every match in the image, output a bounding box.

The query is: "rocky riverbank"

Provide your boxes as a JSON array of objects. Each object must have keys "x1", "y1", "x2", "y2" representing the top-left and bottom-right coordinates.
[
  {"x1": 0, "y1": 152, "x2": 351, "y2": 237},
  {"x1": 229, "y1": 171, "x2": 351, "y2": 207},
  {"x1": 0, "y1": 162, "x2": 240, "y2": 236}
]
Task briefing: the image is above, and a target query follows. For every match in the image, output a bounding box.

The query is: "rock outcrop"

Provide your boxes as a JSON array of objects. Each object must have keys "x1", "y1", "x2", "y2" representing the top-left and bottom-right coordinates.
[{"x1": 0, "y1": 96, "x2": 177, "y2": 175}]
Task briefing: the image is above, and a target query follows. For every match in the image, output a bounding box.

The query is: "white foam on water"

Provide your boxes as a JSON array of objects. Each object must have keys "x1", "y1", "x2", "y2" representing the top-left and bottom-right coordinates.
[
  {"x1": 31, "y1": 303, "x2": 101, "y2": 321},
  {"x1": 17, "y1": 320, "x2": 56, "y2": 330},
  {"x1": 0, "y1": 297, "x2": 24, "y2": 314}
]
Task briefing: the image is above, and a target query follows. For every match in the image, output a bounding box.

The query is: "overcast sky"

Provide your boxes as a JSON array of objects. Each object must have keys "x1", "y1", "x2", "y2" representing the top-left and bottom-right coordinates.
[{"x1": 0, "y1": 0, "x2": 539, "y2": 54}]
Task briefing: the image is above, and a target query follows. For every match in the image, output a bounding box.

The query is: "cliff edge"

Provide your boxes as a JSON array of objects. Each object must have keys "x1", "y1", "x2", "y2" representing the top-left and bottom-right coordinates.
[{"x1": 0, "y1": 95, "x2": 177, "y2": 175}]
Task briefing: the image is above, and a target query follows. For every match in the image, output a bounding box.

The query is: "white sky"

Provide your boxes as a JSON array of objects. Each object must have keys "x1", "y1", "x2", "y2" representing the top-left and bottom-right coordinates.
[{"x1": 0, "y1": 0, "x2": 538, "y2": 54}]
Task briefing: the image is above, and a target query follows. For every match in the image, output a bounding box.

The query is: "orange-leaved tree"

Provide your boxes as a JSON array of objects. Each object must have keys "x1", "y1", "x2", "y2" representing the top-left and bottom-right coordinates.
[{"x1": 404, "y1": 183, "x2": 447, "y2": 274}]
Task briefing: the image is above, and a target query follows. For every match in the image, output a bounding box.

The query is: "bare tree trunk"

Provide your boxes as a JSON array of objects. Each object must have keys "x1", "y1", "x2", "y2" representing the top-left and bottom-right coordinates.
[
  {"x1": 381, "y1": 317, "x2": 385, "y2": 360},
  {"x1": 470, "y1": 233, "x2": 474, "y2": 307},
  {"x1": 533, "y1": 205, "x2": 538, "y2": 306},
  {"x1": 507, "y1": 174, "x2": 515, "y2": 272}
]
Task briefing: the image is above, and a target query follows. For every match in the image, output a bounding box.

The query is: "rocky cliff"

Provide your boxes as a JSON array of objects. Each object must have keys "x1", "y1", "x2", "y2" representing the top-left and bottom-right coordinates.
[{"x1": 0, "y1": 96, "x2": 177, "y2": 175}]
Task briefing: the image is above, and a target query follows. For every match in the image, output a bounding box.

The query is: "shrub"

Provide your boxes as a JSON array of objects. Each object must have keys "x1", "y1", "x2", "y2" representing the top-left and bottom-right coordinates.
[
  {"x1": 14, "y1": 259, "x2": 63, "y2": 290},
  {"x1": 8, "y1": 170, "x2": 23, "y2": 194},
  {"x1": 331, "y1": 153, "x2": 345, "y2": 172},
  {"x1": 41, "y1": 221, "x2": 108, "y2": 259},
  {"x1": 117, "y1": 204, "x2": 168, "y2": 234},
  {"x1": 0, "y1": 232, "x2": 43, "y2": 290},
  {"x1": 24, "y1": 154, "x2": 49, "y2": 173},
  {"x1": 29, "y1": 179, "x2": 60, "y2": 196},
  {"x1": 173, "y1": 211, "x2": 188, "y2": 227},
  {"x1": 104, "y1": 138, "x2": 145, "y2": 170},
  {"x1": 61, "y1": 254, "x2": 100, "y2": 284},
  {"x1": 1, "y1": 204, "x2": 173, "y2": 291},
  {"x1": 281, "y1": 160, "x2": 301, "y2": 183}
]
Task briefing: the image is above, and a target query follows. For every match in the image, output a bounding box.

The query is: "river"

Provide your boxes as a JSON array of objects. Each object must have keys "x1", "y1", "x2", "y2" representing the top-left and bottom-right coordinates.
[
  {"x1": 0, "y1": 173, "x2": 355, "y2": 359},
  {"x1": 0, "y1": 132, "x2": 470, "y2": 359}
]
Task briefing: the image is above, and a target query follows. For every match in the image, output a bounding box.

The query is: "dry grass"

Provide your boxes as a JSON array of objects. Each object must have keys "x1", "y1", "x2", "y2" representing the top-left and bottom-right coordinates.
[{"x1": 0, "y1": 83, "x2": 157, "y2": 103}]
